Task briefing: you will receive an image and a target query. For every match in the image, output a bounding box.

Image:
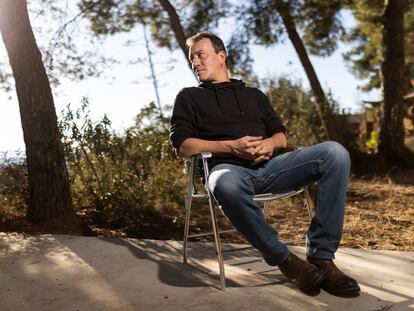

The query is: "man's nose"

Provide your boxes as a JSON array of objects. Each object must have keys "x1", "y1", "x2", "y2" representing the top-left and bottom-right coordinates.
[{"x1": 192, "y1": 56, "x2": 201, "y2": 68}]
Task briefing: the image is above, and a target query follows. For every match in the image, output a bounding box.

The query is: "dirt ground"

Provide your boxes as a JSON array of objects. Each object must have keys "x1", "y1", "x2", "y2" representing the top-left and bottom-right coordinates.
[
  {"x1": 274, "y1": 174, "x2": 414, "y2": 251},
  {"x1": 1, "y1": 170, "x2": 413, "y2": 251}
]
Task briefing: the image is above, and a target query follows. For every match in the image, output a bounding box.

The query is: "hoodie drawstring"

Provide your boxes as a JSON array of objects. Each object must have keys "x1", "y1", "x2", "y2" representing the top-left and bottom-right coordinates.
[{"x1": 199, "y1": 79, "x2": 245, "y2": 117}]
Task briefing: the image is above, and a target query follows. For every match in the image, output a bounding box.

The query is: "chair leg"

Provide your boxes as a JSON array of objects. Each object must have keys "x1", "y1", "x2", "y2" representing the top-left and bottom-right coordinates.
[
  {"x1": 200, "y1": 156, "x2": 226, "y2": 290},
  {"x1": 183, "y1": 158, "x2": 195, "y2": 264},
  {"x1": 303, "y1": 186, "x2": 315, "y2": 249},
  {"x1": 207, "y1": 194, "x2": 226, "y2": 290},
  {"x1": 183, "y1": 194, "x2": 192, "y2": 264},
  {"x1": 303, "y1": 185, "x2": 315, "y2": 222}
]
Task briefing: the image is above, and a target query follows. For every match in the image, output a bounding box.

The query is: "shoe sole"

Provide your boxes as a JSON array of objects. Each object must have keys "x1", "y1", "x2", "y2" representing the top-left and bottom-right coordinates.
[{"x1": 322, "y1": 286, "x2": 361, "y2": 298}]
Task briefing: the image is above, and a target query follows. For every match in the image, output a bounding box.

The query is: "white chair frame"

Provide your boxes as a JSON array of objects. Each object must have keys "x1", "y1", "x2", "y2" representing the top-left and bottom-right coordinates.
[{"x1": 183, "y1": 152, "x2": 315, "y2": 290}]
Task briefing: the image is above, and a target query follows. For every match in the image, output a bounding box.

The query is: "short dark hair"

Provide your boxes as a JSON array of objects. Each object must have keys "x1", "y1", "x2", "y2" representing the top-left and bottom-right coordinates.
[{"x1": 186, "y1": 32, "x2": 227, "y2": 55}]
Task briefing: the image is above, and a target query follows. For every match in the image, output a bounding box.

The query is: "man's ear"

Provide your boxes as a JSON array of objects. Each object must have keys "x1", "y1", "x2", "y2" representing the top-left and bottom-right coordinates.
[{"x1": 218, "y1": 50, "x2": 227, "y2": 65}]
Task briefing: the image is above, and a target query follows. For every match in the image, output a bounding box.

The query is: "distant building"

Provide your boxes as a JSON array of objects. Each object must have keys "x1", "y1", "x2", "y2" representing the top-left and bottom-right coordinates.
[{"x1": 345, "y1": 82, "x2": 414, "y2": 153}]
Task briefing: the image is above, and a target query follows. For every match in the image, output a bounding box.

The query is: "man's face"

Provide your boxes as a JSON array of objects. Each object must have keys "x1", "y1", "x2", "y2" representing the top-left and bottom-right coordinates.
[{"x1": 189, "y1": 38, "x2": 225, "y2": 82}]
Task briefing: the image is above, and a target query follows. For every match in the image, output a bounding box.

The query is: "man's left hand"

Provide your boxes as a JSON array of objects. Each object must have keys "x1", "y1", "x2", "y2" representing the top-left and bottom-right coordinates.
[
  {"x1": 252, "y1": 138, "x2": 275, "y2": 157},
  {"x1": 250, "y1": 138, "x2": 275, "y2": 166}
]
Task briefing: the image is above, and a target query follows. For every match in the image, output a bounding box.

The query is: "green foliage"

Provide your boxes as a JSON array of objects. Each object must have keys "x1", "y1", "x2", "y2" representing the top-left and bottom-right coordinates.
[
  {"x1": 341, "y1": 1, "x2": 384, "y2": 91},
  {"x1": 0, "y1": 61, "x2": 13, "y2": 94},
  {"x1": 0, "y1": 0, "x2": 116, "y2": 94},
  {"x1": 0, "y1": 151, "x2": 28, "y2": 218},
  {"x1": 35, "y1": 1, "x2": 116, "y2": 83},
  {"x1": 228, "y1": 0, "x2": 345, "y2": 108},
  {"x1": 59, "y1": 98, "x2": 186, "y2": 228},
  {"x1": 78, "y1": 0, "x2": 140, "y2": 36},
  {"x1": 78, "y1": 0, "x2": 229, "y2": 49},
  {"x1": 343, "y1": 0, "x2": 414, "y2": 91},
  {"x1": 0, "y1": 98, "x2": 186, "y2": 229},
  {"x1": 180, "y1": 0, "x2": 230, "y2": 36},
  {"x1": 263, "y1": 77, "x2": 325, "y2": 146},
  {"x1": 236, "y1": 0, "x2": 285, "y2": 46},
  {"x1": 226, "y1": 30, "x2": 259, "y2": 86},
  {"x1": 234, "y1": 0, "x2": 343, "y2": 54},
  {"x1": 297, "y1": 0, "x2": 344, "y2": 57},
  {"x1": 263, "y1": 76, "x2": 358, "y2": 150}
]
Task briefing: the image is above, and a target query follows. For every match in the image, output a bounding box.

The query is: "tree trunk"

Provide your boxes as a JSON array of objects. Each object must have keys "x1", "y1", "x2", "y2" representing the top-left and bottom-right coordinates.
[
  {"x1": 379, "y1": 0, "x2": 413, "y2": 165},
  {"x1": 157, "y1": 0, "x2": 194, "y2": 72},
  {"x1": 0, "y1": 0, "x2": 75, "y2": 222},
  {"x1": 275, "y1": 0, "x2": 341, "y2": 143}
]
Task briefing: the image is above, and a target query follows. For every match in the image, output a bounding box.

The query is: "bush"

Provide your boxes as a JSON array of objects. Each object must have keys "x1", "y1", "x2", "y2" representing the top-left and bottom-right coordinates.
[
  {"x1": 263, "y1": 77, "x2": 325, "y2": 146},
  {"x1": 0, "y1": 151, "x2": 28, "y2": 219},
  {"x1": 59, "y1": 98, "x2": 186, "y2": 229},
  {"x1": 263, "y1": 76, "x2": 359, "y2": 152}
]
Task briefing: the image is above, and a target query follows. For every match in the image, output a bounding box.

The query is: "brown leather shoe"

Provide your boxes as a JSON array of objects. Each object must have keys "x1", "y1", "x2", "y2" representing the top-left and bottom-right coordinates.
[
  {"x1": 278, "y1": 253, "x2": 325, "y2": 295},
  {"x1": 307, "y1": 257, "x2": 361, "y2": 298}
]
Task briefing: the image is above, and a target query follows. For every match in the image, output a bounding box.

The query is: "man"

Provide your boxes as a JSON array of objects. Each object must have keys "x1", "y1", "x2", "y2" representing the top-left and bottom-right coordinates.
[{"x1": 169, "y1": 31, "x2": 360, "y2": 297}]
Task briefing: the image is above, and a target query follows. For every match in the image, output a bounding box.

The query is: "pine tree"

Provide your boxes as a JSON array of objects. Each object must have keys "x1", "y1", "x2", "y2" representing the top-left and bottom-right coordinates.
[
  {"x1": 344, "y1": 0, "x2": 414, "y2": 165},
  {"x1": 0, "y1": 0, "x2": 79, "y2": 223}
]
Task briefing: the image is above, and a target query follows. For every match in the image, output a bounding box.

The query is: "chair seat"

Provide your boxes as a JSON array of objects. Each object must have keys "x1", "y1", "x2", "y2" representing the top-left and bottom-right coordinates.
[
  {"x1": 253, "y1": 189, "x2": 304, "y2": 202},
  {"x1": 191, "y1": 190, "x2": 303, "y2": 202}
]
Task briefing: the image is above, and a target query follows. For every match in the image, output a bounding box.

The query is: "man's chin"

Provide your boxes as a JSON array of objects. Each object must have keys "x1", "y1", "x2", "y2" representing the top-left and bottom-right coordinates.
[
  {"x1": 198, "y1": 76, "x2": 209, "y2": 82},
  {"x1": 200, "y1": 78, "x2": 219, "y2": 84},
  {"x1": 196, "y1": 72, "x2": 211, "y2": 82}
]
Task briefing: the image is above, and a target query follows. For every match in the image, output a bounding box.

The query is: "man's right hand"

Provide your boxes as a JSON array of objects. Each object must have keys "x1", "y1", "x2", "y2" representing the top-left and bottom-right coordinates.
[{"x1": 230, "y1": 136, "x2": 263, "y2": 160}]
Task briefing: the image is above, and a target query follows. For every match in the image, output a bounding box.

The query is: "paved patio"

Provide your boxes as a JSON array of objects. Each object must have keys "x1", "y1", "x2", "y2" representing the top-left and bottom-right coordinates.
[{"x1": 0, "y1": 233, "x2": 413, "y2": 310}]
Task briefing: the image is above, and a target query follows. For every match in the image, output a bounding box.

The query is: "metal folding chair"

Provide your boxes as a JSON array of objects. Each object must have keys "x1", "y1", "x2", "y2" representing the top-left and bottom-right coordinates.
[{"x1": 182, "y1": 152, "x2": 315, "y2": 290}]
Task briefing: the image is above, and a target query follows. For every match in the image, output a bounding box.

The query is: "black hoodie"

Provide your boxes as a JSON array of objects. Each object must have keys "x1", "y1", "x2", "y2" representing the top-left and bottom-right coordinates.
[{"x1": 169, "y1": 79, "x2": 286, "y2": 169}]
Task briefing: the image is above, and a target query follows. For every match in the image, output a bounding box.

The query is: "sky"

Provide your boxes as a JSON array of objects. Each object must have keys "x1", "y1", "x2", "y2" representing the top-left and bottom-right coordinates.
[{"x1": 0, "y1": 6, "x2": 380, "y2": 155}]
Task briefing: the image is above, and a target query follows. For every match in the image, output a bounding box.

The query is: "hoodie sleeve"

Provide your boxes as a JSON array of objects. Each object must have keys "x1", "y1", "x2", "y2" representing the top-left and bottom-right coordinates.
[
  {"x1": 259, "y1": 90, "x2": 286, "y2": 137},
  {"x1": 169, "y1": 88, "x2": 199, "y2": 152}
]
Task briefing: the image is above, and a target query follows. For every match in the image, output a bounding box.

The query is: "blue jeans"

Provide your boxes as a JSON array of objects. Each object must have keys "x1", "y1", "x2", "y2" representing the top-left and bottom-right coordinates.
[{"x1": 208, "y1": 141, "x2": 351, "y2": 266}]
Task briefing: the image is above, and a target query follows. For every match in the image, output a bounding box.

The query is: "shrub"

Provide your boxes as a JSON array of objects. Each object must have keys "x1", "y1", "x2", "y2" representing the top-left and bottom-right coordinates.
[
  {"x1": 59, "y1": 98, "x2": 186, "y2": 228},
  {"x1": 263, "y1": 76, "x2": 359, "y2": 152},
  {"x1": 0, "y1": 151, "x2": 28, "y2": 219}
]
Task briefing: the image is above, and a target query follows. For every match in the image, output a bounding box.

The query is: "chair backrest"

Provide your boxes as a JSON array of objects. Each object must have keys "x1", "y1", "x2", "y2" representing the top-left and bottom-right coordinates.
[{"x1": 183, "y1": 153, "x2": 212, "y2": 195}]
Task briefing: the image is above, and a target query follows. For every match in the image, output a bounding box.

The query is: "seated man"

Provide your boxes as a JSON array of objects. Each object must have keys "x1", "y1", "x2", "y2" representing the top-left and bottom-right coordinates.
[{"x1": 169, "y1": 31, "x2": 360, "y2": 297}]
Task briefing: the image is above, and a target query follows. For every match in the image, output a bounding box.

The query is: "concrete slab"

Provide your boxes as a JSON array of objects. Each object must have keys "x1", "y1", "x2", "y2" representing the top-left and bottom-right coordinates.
[{"x1": 0, "y1": 233, "x2": 413, "y2": 311}]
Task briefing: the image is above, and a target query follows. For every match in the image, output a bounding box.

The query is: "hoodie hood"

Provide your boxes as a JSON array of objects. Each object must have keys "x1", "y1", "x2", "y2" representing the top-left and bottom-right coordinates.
[
  {"x1": 198, "y1": 79, "x2": 246, "y2": 117},
  {"x1": 198, "y1": 78, "x2": 245, "y2": 89}
]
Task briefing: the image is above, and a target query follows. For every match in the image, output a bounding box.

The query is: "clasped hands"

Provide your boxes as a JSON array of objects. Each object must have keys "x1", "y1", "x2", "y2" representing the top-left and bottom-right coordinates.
[{"x1": 231, "y1": 136, "x2": 275, "y2": 166}]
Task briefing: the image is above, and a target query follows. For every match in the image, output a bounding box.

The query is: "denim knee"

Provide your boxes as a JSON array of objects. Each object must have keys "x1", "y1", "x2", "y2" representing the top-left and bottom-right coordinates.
[
  {"x1": 321, "y1": 141, "x2": 351, "y2": 169},
  {"x1": 209, "y1": 170, "x2": 245, "y2": 204}
]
